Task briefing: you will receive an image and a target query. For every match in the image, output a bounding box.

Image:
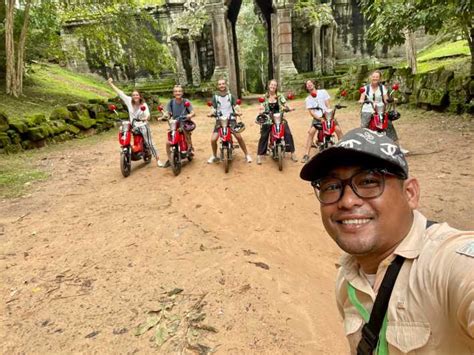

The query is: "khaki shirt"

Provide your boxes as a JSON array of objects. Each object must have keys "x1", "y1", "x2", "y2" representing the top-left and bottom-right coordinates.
[{"x1": 336, "y1": 210, "x2": 474, "y2": 354}]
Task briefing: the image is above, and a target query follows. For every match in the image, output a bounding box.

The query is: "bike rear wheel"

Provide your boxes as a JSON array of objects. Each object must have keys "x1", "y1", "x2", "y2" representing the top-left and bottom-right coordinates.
[
  {"x1": 120, "y1": 150, "x2": 131, "y2": 177},
  {"x1": 170, "y1": 148, "x2": 181, "y2": 176}
]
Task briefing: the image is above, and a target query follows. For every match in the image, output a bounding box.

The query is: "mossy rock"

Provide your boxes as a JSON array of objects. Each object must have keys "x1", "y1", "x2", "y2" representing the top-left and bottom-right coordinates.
[
  {"x1": 7, "y1": 117, "x2": 28, "y2": 134},
  {"x1": 0, "y1": 111, "x2": 10, "y2": 132},
  {"x1": 55, "y1": 132, "x2": 74, "y2": 142},
  {"x1": 88, "y1": 98, "x2": 106, "y2": 104},
  {"x1": 95, "y1": 112, "x2": 108, "y2": 123},
  {"x1": 3, "y1": 143, "x2": 23, "y2": 153},
  {"x1": 392, "y1": 68, "x2": 414, "y2": 94},
  {"x1": 7, "y1": 129, "x2": 21, "y2": 145},
  {"x1": 49, "y1": 120, "x2": 68, "y2": 135},
  {"x1": 66, "y1": 103, "x2": 84, "y2": 112},
  {"x1": 69, "y1": 110, "x2": 96, "y2": 130},
  {"x1": 116, "y1": 112, "x2": 130, "y2": 120},
  {"x1": 25, "y1": 114, "x2": 47, "y2": 127},
  {"x1": 50, "y1": 107, "x2": 73, "y2": 121},
  {"x1": 0, "y1": 132, "x2": 12, "y2": 148},
  {"x1": 27, "y1": 124, "x2": 51, "y2": 141},
  {"x1": 417, "y1": 88, "x2": 446, "y2": 106},
  {"x1": 21, "y1": 140, "x2": 35, "y2": 150},
  {"x1": 65, "y1": 124, "x2": 80, "y2": 135},
  {"x1": 86, "y1": 104, "x2": 105, "y2": 119}
]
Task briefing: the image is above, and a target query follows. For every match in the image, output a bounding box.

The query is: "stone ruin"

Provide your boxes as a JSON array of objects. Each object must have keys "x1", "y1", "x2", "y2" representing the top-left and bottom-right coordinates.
[{"x1": 61, "y1": 0, "x2": 406, "y2": 95}]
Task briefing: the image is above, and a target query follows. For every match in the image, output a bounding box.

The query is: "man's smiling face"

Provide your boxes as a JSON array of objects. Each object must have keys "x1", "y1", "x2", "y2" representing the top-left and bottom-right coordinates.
[{"x1": 320, "y1": 166, "x2": 417, "y2": 257}]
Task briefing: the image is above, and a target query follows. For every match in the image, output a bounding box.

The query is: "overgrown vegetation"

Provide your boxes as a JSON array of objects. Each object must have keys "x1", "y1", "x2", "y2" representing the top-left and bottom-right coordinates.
[
  {"x1": 359, "y1": 0, "x2": 473, "y2": 75},
  {"x1": 0, "y1": 0, "x2": 175, "y2": 97},
  {"x1": 0, "y1": 63, "x2": 113, "y2": 118},
  {"x1": 293, "y1": 0, "x2": 335, "y2": 30}
]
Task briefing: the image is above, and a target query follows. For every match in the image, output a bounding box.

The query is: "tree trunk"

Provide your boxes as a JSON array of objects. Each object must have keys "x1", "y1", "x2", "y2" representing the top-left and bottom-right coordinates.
[
  {"x1": 466, "y1": 21, "x2": 474, "y2": 76},
  {"x1": 16, "y1": 0, "x2": 33, "y2": 96},
  {"x1": 5, "y1": 0, "x2": 16, "y2": 96},
  {"x1": 404, "y1": 29, "x2": 417, "y2": 75},
  {"x1": 5, "y1": 0, "x2": 33, "y2": 97}
]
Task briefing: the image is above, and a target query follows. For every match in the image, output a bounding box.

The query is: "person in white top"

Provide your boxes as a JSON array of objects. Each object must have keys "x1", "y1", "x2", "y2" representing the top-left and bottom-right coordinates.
[
  {"x1": 301, "y1": 79, "x2": 343, "y2": 163},
  {"x1": 107, "y1": 78, "x2": 163, "y2": 167},
  {"x1": 207, "y1": 78, "x2": 252, "y2": 164},
  {"x1": 358, "y1": 70, "x2": 407, "y2": 153}
]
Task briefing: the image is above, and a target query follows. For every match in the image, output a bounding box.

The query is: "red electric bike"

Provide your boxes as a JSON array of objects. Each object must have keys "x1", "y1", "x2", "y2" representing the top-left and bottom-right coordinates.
[{"x1": 111, "y1": 104, "x2": 152, "y2": 178}]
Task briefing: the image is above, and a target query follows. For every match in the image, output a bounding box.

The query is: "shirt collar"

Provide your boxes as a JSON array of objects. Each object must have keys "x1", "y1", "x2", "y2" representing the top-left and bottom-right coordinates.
[{"x1": 392, "y1": 210, "x2": 426, "y2": 259}]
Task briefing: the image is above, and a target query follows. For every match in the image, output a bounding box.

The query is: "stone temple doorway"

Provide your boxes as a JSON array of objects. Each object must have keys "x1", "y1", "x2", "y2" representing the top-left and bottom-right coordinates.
[
  {"x1": 212, "y1": 0, "x2": 297, "y2": 97},
  {"x1": 228, "y1": 0, "x2": 274, "y2": 94}
]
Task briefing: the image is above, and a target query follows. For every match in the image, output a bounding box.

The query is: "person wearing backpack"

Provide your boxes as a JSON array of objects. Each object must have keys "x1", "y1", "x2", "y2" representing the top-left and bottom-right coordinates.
[
  {"x1": 207, "y1": 78, "x2": 252, "y2": 164},
  {"x1": 300, "y1": 128, "x2": 473, "y2": 354},
  {"x1": 359, "y1": 70, "x2": 408, "y2": 154},
  {"x1": 161, "y1": 85, "x2": 196, "y2": 168}
]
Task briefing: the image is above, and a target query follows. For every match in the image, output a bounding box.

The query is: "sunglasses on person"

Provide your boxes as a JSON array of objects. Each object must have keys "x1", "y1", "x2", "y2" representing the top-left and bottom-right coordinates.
[{"x1": 311, "y1": 168, "x2": 404, "y2": 204}]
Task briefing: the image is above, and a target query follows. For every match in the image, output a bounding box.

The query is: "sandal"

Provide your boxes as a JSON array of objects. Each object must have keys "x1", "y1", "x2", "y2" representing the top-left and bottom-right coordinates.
[{"x1": 301, "y1": 154, "x2": 309, "y2": 164}]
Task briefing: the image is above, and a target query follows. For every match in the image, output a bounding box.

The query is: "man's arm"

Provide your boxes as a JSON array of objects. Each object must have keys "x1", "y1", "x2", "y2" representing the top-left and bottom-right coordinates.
[{"x1": 447, "y1": 239, "x2": 474, "y2": 339}]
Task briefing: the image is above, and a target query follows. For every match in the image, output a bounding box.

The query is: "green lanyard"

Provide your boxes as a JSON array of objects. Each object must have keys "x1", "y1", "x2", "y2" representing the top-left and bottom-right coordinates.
[{"x1": 347, "y1": 283, "x2": 389, "y2": 355}]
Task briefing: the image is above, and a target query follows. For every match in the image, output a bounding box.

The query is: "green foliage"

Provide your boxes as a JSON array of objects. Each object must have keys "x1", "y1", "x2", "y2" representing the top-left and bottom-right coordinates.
[
  {"x1": 236, "y1": 0, "x2": 268, "y2": 93},
  {"x1": 359, "y1": 0, "x2": 473, "y2": 73},
  {"x1": 293, "y1": 1, "x2": 335, "y2": 31},
  {"x1": 27, "y1": 0, "x2": 64, "y2": 62},
  {"x1": 62, "y1": 1, "x2": 174, "y2": 77},
  {"x1": 170, "y1": 6, "x2": 210, "y2": 40}
]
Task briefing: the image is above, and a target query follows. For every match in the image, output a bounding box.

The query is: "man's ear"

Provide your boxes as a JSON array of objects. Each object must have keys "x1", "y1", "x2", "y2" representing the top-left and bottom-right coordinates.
[{"x1": 404, "y1": 177, "x2": 420, "y2": 209}]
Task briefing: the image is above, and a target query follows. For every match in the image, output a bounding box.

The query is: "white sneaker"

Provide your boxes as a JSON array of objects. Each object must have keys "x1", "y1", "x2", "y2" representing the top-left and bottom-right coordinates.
[
  {"x1": 157, "y1": 160, "x2": 164, "y2": 167},
  {"x1": 207, "y1": 155, "x2": 218, "y2": 164},
  {"x1": 400, "y1": 147, "x2": 410, "y2": 154},
  {"x1": 256, "y1": 155, "x2": 262, "y2": 165},
  {"x1": 246, "y1": 155, "x2": 252, "y2": 163}
]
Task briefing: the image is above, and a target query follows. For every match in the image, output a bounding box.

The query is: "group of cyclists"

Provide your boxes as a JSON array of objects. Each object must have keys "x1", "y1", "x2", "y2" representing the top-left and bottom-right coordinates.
[{"x1": 107, "y1": 69, "x2": 403, "y2": 169}]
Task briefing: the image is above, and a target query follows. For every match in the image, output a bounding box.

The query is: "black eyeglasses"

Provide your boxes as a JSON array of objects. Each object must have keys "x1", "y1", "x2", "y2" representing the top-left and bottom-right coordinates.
[{"x1": 311, "y1": 169, "x2": 401, "y2": 204}]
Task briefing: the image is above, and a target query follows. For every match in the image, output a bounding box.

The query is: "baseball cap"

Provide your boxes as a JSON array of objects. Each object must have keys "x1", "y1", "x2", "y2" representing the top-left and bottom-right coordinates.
[{"x1": 300, "y1": 128, "x2": 408, "y2": 181}]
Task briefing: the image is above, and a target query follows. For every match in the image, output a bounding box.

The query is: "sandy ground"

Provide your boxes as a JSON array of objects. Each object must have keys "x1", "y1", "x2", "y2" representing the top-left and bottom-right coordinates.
[{"x1": 1, "y1": 99, "x2": 473, "y2": 354}]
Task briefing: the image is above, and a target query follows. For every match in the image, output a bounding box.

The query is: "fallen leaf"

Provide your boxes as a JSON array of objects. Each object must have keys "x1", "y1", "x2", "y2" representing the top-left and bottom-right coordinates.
[
  {"x1": 154, "y1": 325, "x2": 170, "y2": 347},
  {"x1": 167, "y1": 288, "x2": 183, "y2": 296},
  {"x1": 135, "y1": 316, "x2": 160, "y2": 336},
  {"x1": 85, "y1": 330, "x2": 99, "y2": 339},
  {"x1": 248, "y1": 261, "x2": 270, "y2": 270}
]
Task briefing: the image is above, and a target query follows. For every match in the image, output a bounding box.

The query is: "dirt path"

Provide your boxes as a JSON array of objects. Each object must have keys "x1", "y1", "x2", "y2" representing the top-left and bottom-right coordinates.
[{"x1": 1, "y1": 100, "x2": 473, "y2": 353}]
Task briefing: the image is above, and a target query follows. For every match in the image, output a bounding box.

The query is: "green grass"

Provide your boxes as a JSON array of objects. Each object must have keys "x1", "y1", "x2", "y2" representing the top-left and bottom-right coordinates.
[
  {"x1": 397, "y1": 39, "x2": 471, "y2": 74},
  {"x1": 0, "y1": 157, "x2": 49, "y2": 199},
  {"x1": 0, "y1": 63, "x2": 114, "y2": 119},
  {"x1": 417, "y1": 40, "x2": 469, "y2": 62},
  {"x1": 416, "y1": 56, "x2": 470, "y2": 74}
]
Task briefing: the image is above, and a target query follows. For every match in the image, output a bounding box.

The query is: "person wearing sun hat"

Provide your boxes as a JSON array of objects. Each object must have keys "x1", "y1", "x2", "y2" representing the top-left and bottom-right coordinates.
[{"x1": 301, "y1": 128, "x2": 473, "y2": 354}]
